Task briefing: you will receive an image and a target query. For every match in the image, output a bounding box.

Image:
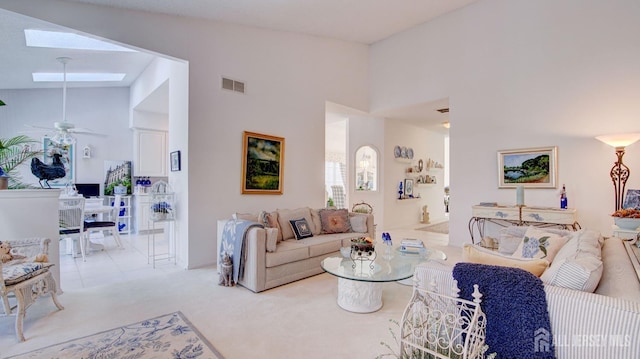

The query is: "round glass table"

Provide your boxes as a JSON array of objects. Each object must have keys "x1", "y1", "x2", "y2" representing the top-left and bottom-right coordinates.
[{"x1": 321, "y1": 246, "x2": 447, "y2": 313}]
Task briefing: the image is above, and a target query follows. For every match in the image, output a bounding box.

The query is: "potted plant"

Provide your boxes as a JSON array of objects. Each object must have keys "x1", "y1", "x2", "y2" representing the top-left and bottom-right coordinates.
[
  {"x1": 0, "y1": 135, "x2": 41, "y2": 189},
  {"x1": 150, "y1": 201, "x2": 172, "y2": 220}
]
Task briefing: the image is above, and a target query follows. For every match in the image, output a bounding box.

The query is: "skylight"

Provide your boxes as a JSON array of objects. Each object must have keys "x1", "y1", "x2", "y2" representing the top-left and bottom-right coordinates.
[
  {"x1": 25, "y1": 29, "x2": 136, "y2": 52},
  {"x1": 32, "y1": 73, "x2": 126, "y2": 82}
]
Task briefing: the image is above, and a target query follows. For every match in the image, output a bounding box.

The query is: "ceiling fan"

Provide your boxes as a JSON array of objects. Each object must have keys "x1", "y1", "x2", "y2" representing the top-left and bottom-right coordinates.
[{"x1": 25, "y1": 57, "x2": 105, "y2": 145}]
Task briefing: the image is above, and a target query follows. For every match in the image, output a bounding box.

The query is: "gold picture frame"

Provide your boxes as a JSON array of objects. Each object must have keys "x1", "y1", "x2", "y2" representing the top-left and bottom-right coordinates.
[
  {"x1": 498, "y1": 146, "x2": 557, "y2": 188},
  {"x1": 241, "y1": 131, "x2": 285, "y2": 195}
]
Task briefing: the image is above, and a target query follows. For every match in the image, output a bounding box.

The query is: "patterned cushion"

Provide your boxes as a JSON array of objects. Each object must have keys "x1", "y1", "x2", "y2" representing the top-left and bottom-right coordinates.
[
  {"x1": 319, "y1": 209, "x2": 352, "y2": 234},
  {"x1": 463, "y1": 244, "x2": 549, "y2": 277},
  {"x1": 3, "y1": 262, "x2": 53, "y2": 286},
  {"x1": 289, "y1": 218, "x2": 313, "y2": 240},
  {"x1": 259, "y1": 211, "x2": 283, "y2": 242},
  {"x1": 540, "y1": 229, "x2": 604, "y2": 292},
  {"x1": 277, "y1": 208, "x2": 314, "y2": 240},
  {"x1": 512, "y1": 226, "x2": 570, "y2": 262}
]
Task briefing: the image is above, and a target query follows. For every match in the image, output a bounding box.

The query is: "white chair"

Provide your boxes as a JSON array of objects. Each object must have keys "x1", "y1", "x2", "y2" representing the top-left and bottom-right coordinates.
[
  {"x1": 84, "y1": 194, "x2": 124, "y2": 250},
  {"x1": 0, "y1": 237, "x2": 64, "y2": 341},
  {"x1": 59, "y1": 197, "x2": 88, "y2": 261},
  {"x1": 331, "y1": 185, "x2": 346, "y2": 209},
  {"x1": 400, "y1": 261, "x2": 487, "y2": 359}
]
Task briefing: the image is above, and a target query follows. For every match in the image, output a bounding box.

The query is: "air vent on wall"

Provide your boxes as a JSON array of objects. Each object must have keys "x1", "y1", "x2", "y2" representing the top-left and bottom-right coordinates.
[
  {"x1": 436, "y1": 108, "x2": 449, "y2": 113},
  {"x1": 222, "y1": 77, "x2": 245, "y2": 94}
]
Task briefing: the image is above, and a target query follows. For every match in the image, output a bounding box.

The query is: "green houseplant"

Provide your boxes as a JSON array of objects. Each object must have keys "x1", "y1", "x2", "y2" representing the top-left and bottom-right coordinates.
[{"x1": 0, "y1": 135, "x2": 41, "y2": 188}]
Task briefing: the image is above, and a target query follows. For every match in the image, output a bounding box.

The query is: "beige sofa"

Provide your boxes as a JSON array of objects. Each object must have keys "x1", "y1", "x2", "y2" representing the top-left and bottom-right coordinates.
[
  {"x1": 418, "y1": 227, "x2": 640, "y2": 358},
  {"x1": 217, "y1": 207, "x2": 375, "y2": 292}
]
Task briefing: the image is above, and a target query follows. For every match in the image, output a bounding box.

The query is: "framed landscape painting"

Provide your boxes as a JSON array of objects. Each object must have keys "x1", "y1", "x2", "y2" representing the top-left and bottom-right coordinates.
[
  {"x1": 498, "y1": 146, "x2": 557, "y2": 189},
  {"x1": 241, "y1": 131, "x2": 284, "y2": 194}
]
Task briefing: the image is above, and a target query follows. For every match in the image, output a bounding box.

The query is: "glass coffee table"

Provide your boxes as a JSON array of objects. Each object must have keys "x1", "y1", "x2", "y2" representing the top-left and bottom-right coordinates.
[{"x1": 321, "y1": 246, "x2": 447, "y2": 313}]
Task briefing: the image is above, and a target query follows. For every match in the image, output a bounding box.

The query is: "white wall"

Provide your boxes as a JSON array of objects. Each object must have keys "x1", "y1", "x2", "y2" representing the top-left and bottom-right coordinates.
[
  {"x1": 370, "y1": 0, "x2": 640, "y2": 246},
  {"x1": 0, "y1": 87, "x2": 131, "y2": 189},
  {"x1": 0, "y1": 0, "x2": 370, "y2": 268},
  {"x1": 383, "y1": 120, "x2": 446, "y2": 229},
  {"x1": 129, "y1": 55, "x2": 190, "y2": 266}
]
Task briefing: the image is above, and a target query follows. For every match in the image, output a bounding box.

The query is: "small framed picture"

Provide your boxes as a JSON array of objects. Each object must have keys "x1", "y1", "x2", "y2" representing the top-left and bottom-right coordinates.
[
  {"x1": 170, "y1": 151, "x2": 181, "y2": 172},
  {"x1": 404, "y1": 179, "x2": 414, "y2": 197},
  {"x1": 624, "y1": 189, "x2": 640, "y2": 209}
]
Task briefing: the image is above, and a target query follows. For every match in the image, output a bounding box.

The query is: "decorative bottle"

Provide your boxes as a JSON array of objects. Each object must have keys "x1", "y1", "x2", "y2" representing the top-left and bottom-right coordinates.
[{"x1": 560, "y1": 184, "x2": 568, "y2": 209}]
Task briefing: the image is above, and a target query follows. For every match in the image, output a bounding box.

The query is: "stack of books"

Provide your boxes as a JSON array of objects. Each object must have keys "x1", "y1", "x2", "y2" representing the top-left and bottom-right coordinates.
[{"x1": 400, "y1": 238, "x2": 425, "y2": 254}]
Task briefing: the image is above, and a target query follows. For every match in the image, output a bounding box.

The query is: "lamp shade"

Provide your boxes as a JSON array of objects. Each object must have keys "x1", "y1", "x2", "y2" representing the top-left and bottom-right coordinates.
[{"x1": 595, "y1": 133, "x2": 640, "y2": 148}]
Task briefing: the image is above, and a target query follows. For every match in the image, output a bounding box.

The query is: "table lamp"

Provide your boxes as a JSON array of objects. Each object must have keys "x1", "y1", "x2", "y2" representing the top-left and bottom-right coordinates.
[{"x1": 595, "y1": 133, "x2": 640, "y2": 210}]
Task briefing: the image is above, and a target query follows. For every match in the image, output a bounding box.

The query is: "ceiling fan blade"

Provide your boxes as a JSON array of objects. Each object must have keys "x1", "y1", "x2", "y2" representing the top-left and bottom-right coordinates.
[
  {"x1": 69, "y1": 128, "x2": 108, "y2": 137},
  {"x1": 24, "y1": 124, "x2": 56, "y2": 131}
]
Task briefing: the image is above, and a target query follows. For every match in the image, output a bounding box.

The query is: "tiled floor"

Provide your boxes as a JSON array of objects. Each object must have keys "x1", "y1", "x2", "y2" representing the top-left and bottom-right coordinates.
[{"x1": 58, "y1": 231, "x2": 183, "y2": 291}]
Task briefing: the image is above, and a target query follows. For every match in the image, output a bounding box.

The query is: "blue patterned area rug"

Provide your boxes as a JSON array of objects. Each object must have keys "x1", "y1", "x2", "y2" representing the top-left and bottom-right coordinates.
[{"x1": 7, "y1": 312, "x2": 224, "y2": 359}]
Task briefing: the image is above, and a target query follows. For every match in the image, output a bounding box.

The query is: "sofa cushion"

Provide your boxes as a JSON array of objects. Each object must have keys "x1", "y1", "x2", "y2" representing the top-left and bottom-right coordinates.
[
  {"x1": 541, "y1": 229, "x2": 604, "y2": 292},
  {"x1": 289, "y1": 218, "x2": 313, "y2": 240},
  {"x1": 265, "y1": 228, "x2": 278, "y2": 253},
  {"x1": 497, "y1": 226, "x2": 526, "y2": 255},
  {"x1": 300, "y1": 234, "x2": 345, "y2": 257},
  {"x1": 349, "y1": 214, "x2": 368, "y2": 233},
  {"x1": 310, "y1": 208, "x2": 322, "y2": 235},
  {"x1": 2, "y1": 262, "x2": 54, "y2": 286},
  {"x1": 463, "y1": 244, "x2": 549, "y2": 276},
  {"x1": 319, "y1": 209, "x2": 352, "y2": 234},
  {"x1": 512, "y1": 226, "x2": 570, "y2": 262},
  {"x1": 266, "y1": 240, "x2": 310, "y2": 267},
  {"x1": 258, "y1": 210, "x2": 283, "y2": 242},
  {"x1": 277, "y1": 208, "x2": 314, "y2": 240},
  {"x1": 233, "y1": 212, "x2": 259, "y2": 222},
  {"x1": 594, "y1": 237, "x2": 640, "y2": 302}
]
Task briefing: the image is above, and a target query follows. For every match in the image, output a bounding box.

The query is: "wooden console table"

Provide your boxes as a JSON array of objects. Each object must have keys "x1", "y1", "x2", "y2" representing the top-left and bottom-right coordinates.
[{"x1": 468, "y1": 205, "x2": 581, "y2": 244}]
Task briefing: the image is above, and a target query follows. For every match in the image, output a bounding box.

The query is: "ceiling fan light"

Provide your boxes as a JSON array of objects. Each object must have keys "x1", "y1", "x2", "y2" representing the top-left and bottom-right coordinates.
[{"x1": 51, "y1": 132, "x2": 76, "y2": 146}]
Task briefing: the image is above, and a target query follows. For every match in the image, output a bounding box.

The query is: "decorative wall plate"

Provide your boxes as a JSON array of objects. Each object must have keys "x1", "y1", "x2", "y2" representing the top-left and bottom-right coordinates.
[
  {"x1": 407, "y1": 148, "x2": 414, "y2": 159},
  {"x1": 394, "y1": 145, "x2": 401, "y2": 158},
  {"x1": 401, "y1": 147, "x2": 407, "y2": 158}
]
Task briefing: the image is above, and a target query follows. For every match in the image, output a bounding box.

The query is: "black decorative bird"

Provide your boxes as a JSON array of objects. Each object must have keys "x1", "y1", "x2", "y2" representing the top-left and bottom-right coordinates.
[{"x1": 31, "y1": 153, "x2": 66, "y2": 188}]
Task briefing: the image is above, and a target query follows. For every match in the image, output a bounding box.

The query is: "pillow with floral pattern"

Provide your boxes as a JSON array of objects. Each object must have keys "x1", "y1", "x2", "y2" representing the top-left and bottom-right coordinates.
[{"x1": 512, "y1": 226, "x2": 570, "y2": 262}]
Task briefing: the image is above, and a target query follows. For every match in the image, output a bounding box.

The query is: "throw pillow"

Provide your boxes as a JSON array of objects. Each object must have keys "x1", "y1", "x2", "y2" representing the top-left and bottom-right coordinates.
[
  {"x1": 512, "y1": 226, "x2": 570, "y2": 262},
  {"x1": 258, "y1": 210, "x2": 283, "y2": 242},
  {"x1": 463, "y1": 244, "x2": 549, "y2": 277},
  {"x1": 310, "y1": 208, "x2": 322, "y2": 235},
  {"x1": 497, "y1": 227, "x2": 526, "y2": 255},
  {"x1": 319, "y1": 209, "x2": 352, "y2": 234},
  {"x1": 232, "y1": 212, "x2": 259, "y2": 222},
  {"x1": 289, "y1": 218, "x2": 313, "y2": 240},
  {"x1": 349, "y1": 214, "x2": 368, "y2": 233},
  {"x1": 277, "y1": 208, "x2": 314, "y2": 240},
  {"x1": 540, "y1": 229, "x2": 604, "y2": 292},
  {"x1": 265, "y1": 228, "x2": 278, "y2": 252}
]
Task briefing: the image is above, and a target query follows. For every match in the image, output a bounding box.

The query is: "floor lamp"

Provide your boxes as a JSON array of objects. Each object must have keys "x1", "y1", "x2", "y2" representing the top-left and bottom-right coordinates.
[{"x1": 596, "y1": 133, "x2": 640, "y2": 211}]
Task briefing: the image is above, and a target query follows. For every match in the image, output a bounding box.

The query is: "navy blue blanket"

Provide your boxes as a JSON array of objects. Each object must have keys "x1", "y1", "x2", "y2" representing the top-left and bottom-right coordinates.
[
  {"x1": 219, "y1": 219, "x2": 263, "y2": 284},
  {"x1": 452, "y1": 262, "x2": 555, "y2": 359}
]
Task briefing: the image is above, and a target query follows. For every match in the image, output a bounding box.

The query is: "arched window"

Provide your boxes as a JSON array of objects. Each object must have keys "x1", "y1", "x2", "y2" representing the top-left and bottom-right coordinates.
[{"x1": 355, "y1": 145, "x2": 377, "y2": 191}]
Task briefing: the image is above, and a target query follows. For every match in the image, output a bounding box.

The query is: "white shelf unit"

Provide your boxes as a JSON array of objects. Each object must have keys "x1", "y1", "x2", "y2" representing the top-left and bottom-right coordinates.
[{"x1": 106, "y1": 195, "x2": 132, "y2": 234}]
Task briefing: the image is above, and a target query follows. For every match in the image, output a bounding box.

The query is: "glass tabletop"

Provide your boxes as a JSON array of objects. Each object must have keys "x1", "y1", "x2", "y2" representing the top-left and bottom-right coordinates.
[{"x1": 321, "y1": 246, "x2": 447, "y2": 283}]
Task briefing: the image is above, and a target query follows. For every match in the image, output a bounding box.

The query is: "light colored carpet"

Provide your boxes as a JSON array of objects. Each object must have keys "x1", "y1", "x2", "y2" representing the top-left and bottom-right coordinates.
[
  {"x1": 6, "y1": 311, "x2": 223, "y2": 359},
  {"x1": 417, "y1": 221, "x2": 449, "y2": 234},
  {"x1": 1, "y1": 231, "x2": 457, "y2": 359}
]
